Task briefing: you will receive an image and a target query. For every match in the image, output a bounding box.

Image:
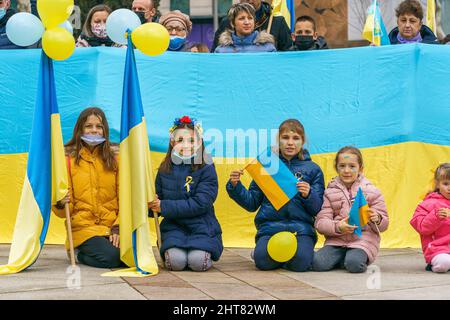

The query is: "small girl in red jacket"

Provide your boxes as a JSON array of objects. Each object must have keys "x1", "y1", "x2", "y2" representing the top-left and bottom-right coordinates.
[{"x1": 410, "y1": 163, "x2": 450, "y2": 273}]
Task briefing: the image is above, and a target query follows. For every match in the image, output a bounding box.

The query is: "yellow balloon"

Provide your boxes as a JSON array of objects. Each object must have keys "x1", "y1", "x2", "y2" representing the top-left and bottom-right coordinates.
[
  {"x1": 267, "y1": 231, "x2": 298, "y2": 262},
  {"x1": 37, "y1": 0, "x2": 74, "y2": 29},
  {"x1": 131, "y1": 22, "x2": 170, "y2": 56},
  {"x1": 42, "y1": 27, "x2": 75, "y2": 61}
]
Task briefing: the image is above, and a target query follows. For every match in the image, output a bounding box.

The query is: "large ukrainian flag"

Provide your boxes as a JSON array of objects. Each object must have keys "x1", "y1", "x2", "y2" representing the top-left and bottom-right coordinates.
[
  {"x1": 245, "y1": 148, "x2": 298, "y2": 210},
  {"x1": 102, "y1": 34, "x2": 158, "y2": 277},
  {"x1": 0, "y1": 52, "x2": 67, "y2": 275},
  {"x1": 362, "y1": 0, "x2": 390, "y2": 46},
  {"x1": 272, "y1": 0, "x2": 295, "y2": 32}
]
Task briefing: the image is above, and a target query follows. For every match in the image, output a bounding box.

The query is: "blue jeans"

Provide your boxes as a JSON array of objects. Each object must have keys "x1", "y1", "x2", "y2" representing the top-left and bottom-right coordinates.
[
  {"x1": 312, "y1": 245, "x2": 368, "y2": 273},
  {"x1": 253, "y1": 235, "x2": 315, "y2": 272}
]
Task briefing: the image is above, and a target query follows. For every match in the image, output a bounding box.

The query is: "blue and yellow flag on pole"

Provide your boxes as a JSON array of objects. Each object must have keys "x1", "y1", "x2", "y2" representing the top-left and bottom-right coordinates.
[
  {"x1": 102, "y1": 34, "x2": 158, "y2": 277},
  {"x1": 245, "y1": 148, "x2": 298, "y2": 210},
  {"x1": 427, "y1": 0, "x2": 436, "y2": 34},
  {"x1": 0, "y1": 52, "x2": 68, "y2": 275},
  {"x1": 272, "y1": 0, "x2": 295, "y2": 32},
  {"x1": 362, "y1": 0, "x2": 390, "y2": 46},
  {"x1": 348, "y1": 187, "x2": 370, "y2": 237}
]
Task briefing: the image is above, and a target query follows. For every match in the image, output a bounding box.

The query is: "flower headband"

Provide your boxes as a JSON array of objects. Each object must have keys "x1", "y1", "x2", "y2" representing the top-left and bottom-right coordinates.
[{"x1": 169, "y1": 116, "x2": 203, "y2": 136}]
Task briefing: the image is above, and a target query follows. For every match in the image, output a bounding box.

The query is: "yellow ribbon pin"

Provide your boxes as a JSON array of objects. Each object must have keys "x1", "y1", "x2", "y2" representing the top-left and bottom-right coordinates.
[{"x1": 184, "y1": 176, "x2": 193, "y2": 192}]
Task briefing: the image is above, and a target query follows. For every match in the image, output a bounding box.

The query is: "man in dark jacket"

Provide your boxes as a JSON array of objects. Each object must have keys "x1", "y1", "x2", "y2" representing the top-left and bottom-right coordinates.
[
  {"x1": 211, "y1": 0, "x2": 293, "y2": 52},
  {"x1": 0, "y1": 0, "x2": 21, "y2": 49},
  {"x1": 290, "y1": 15, "x2": 328, "y2": 51}
]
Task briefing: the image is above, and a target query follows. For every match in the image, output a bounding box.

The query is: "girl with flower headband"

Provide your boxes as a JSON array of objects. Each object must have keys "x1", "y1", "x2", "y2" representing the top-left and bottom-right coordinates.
[{"x1": 148, "y1": 116, "x2": 223, "y2": 271}]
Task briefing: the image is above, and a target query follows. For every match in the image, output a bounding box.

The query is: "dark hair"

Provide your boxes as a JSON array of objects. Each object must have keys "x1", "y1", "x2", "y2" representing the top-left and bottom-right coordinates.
[
  {"x1": 189, "y1": 43, "x2": 210, "y2": 53},
  {"x1": 82, "y1": 4, "x2": 112, "y2": 37},
  {"x1": 278, "y1": 119, "x2": 306, "y2": 160},
  {"x1": 228, "y1": 3, "x2": 256, "y2": 29},
  {"x1": 334, "y1": 146, "x2": 364, "y2": 171},
  {"x1": 295, "y1": 15, "x2": 316, "y2": 32},
  {"x1": 65, "y1": 107, "x2": 117, "y2": 171},
  {"x1": 395, "y1": 0, "x2": 424, "y2": 20},
  {"x1": 158, "y1": 123, "x2": 207, "y2": 174},
  {"x1": 441, "y1": 34, "x2": 450, "y2": 44},
  {"x1": 434, "y1": 163, "x2": 450, "y2": 192}
]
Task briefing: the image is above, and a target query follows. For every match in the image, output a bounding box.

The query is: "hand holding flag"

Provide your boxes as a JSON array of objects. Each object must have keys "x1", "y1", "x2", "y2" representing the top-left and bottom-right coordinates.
[
  {"x1": 244, "y1": 148, "x2": 298, "y2": 211},
  {"x1": 347, "y1": 187, "x2": 382, "y2": 236}
]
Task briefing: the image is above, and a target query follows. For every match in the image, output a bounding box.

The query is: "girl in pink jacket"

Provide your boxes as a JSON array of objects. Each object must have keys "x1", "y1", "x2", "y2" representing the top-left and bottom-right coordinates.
[
  {"x1": 313, "y1": 146, "x2": 389, "y2": 273},
  {"x1": 410, "y1": 163, "x2": 450, "y2": 273}
]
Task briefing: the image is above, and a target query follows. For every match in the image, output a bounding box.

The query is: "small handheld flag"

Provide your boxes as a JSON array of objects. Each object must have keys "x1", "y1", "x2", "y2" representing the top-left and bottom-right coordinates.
[
  {"x1": 362, "y1": 0, "x2": 390, "y2": 46},
  {"x1": 348, "y1": 187, "x2": 370, "y2": 237},
  {"x1": 245, "y1": 148, "x2": 298, "y2": 210}
]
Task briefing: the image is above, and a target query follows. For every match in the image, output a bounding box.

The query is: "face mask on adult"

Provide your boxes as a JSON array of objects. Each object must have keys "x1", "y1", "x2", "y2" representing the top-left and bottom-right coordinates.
[
  {"x1": 91, "y1": 23, "x2": 107, "y2": 38},
  {"x1": 81, "y1": 134, "x2": 106, "y2": 146},
  {"x1": 0, "y1": 8, "x2": 6, "y2": 20},
  {"x1": 295, "y1": 35, "x2": 315, "y2": 50},
  {"x1": 135, "y1": 11, "x2": 147, "y2": 24},
  {"x1": 168, "y1": 36, "x2": 186, "y2": 51}
]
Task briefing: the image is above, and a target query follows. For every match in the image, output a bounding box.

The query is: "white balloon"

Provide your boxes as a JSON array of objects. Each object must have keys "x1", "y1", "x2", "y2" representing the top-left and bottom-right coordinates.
[
  {"x1": 106, "y1": 9, "x2": 141, "y2": 45},
  {"x1": 6, "y1": 12, "x2": 44, "y2": 47},
  {"x1": 59, "y1": 20, "x2": 74, "y2": 35}
]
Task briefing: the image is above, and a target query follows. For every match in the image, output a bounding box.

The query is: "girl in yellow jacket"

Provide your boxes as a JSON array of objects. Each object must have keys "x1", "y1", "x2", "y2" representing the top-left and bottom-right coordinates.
[{"x1": 53, "y1": 107, "x2": 124, "y2": 268}]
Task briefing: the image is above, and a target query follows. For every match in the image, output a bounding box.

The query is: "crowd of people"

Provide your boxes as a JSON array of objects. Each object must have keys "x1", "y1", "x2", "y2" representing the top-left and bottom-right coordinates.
[
  {"x1": 54, "y1": 108, "x2": 450, "y2": 274},
  {"x1": 1, "y1": 0, "x2": 449, "y2": 51},
  {"x1": 2, "y1": 0, "x2": 449, "y2": 274}
]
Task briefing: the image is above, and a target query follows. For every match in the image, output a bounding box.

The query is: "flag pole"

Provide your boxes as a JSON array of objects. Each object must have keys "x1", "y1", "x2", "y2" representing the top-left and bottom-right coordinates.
[
  {"x1": 374, "y1": 221, "x2": 381, "y2": 234},
  {"x1": 64, "y1": 203, "x2": 76, "y2": 267},
  {"x1": 152, "y1": 211, "x2": 162, "y2": 250}
]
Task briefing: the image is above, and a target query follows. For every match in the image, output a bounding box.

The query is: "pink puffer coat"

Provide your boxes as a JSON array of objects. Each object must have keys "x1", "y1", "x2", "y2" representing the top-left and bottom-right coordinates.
[
  {"x1": 410, "y1": 192, "x2": 450, "y2": 264},
  {"x1": 315, "y1": 174, "x2": 389, "y2": 264}
]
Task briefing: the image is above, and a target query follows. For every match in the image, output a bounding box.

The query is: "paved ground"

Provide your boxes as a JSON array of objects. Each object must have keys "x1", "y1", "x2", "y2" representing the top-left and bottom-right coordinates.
[{"x1": 1, "y1": 244, "x2": 449, "y2": 300}]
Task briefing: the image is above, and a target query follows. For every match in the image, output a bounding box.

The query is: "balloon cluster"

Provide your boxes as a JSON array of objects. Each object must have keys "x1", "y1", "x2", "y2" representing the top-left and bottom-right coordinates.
[
  {"x1": 6, "y1": 0, "x2": 74, "y2": 60},
  {"x1": 105, "y1": 8, "x2": 170, "y2": 56},
  {"x1": 6, "y1": 3, "x2": 169, "y2": 59}
]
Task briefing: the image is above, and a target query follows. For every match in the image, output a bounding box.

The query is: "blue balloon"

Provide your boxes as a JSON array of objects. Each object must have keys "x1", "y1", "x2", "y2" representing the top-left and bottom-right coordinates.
[
  {"x1": 106, "y1": 9, "x2": 141, "y2": 45},
  {"x1": 6, "y1": 12, "x2": 44, "y2": 47},
  {"x1": 59, "y1": 21, "x2": 74, "y2": 35}
]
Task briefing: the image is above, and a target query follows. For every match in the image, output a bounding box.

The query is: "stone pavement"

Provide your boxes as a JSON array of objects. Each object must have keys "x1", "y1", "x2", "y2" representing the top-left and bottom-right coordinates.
[{"x1": 1, "y1": 244, "x2": 450, "y2": 300}]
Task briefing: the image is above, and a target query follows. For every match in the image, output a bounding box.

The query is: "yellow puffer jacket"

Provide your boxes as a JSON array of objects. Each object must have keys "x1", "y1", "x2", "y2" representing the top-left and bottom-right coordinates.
[{"x1": 53, "y1": 147, "x2": 119, "y2": 249}]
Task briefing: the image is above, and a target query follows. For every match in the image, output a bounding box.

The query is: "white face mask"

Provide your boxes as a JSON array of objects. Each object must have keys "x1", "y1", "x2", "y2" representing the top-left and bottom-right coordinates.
[
  {"x1": 81, "y1": 134, "x2": 106, "y2": 146},
  {"x1": 0, "y1": 8, "x2": 6, "y2": 20}
]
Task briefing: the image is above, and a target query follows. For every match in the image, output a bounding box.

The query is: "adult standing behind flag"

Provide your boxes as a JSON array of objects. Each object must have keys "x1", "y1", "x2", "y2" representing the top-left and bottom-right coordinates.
[
  {"x1": 210, "y1": 0, "x2": 292, "y2": 52},
  {"x1": 53, "y1": 107, "x2": 125, "y2": 269},
  {"x1": 132, "y1": 0, "x2": 158, "y2": 24},
  {"x1": 289, "y1": 16, "x2": 329, "y2": 51},
  {"x1": 159, "y1": 10, "x2": 192, "y2": 52},
  {"x1": 214, "y1": 3, "x2": 276, "y2": 53},
  {"x1": 388, "y1": 0, "x2": 439, "y2": 45}
]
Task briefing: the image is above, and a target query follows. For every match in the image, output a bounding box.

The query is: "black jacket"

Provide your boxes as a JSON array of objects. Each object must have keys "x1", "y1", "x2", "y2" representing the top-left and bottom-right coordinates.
[{"x1": 211, "y1": 1, "x2": 293, "y2": 52}]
